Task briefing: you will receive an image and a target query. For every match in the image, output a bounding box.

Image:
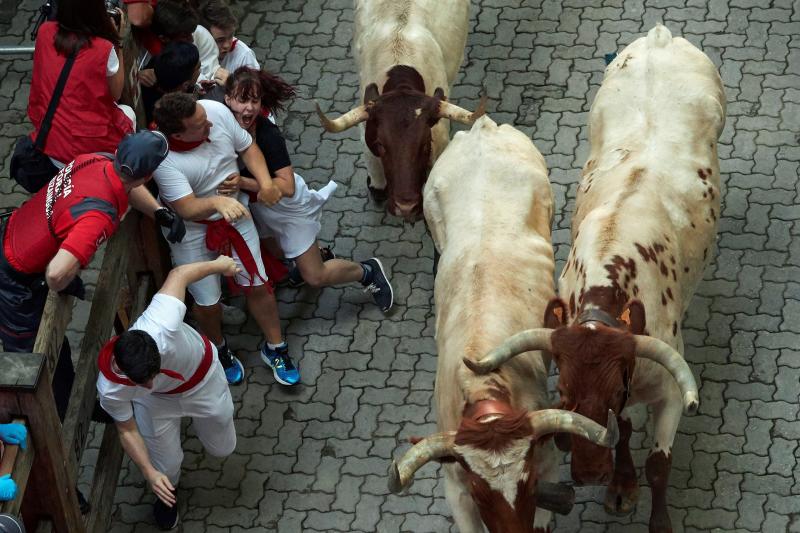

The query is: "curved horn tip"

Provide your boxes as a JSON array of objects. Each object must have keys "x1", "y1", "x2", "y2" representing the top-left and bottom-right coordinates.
[
  {"x1": 684, "y1": 392, "x2": 699, "y2": 416},
  {"x1": 463, "y1": 357, "x2": 492, "y2": 375},
  {"x1": 603, "y1": 410, "x2": 620, "y2": 448},
  {"x1": 387, "y1": 461, "x2": 404, "y2": 494}
]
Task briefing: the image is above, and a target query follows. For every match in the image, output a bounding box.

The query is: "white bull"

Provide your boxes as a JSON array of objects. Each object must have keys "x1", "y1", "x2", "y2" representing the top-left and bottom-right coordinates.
[
  {"x1": 315, "y1": 0, "x2": 484, "y2": 221},
  {"x1": 471, "y1": 25, "x2": 726, "y2": 533},
  {"x1": 389, "y1": 116, "x2": 619, "y2": 533}
]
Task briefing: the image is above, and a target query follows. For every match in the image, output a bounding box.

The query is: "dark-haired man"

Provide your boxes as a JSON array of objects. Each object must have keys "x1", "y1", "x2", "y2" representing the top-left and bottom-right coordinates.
[
  {"x1": 96, "y1": 256, "x2": 239, "y2": 531},
  {"x1": 152, "y1": 92, "x2": 300, "y2": 387}
]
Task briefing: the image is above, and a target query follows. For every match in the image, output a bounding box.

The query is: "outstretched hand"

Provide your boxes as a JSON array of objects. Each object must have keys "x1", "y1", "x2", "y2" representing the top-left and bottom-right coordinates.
[
  {"x1": 0, "y1": 474, "x2": 18, "y2": 501},
  {"x1": 147, "y1": 470, "x2": 176, "y2": 507},
  {"x1": 212, "y1": 255, "x2": 240, "y2": 277},
  {"x1": 0, "y1": 423, "x2": 26, "y2": 449}
]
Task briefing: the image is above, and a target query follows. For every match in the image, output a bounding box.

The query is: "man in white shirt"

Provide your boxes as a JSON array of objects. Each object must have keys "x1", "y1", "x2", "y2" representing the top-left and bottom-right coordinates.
[
  {"x1": 97, "y1": 256, "x2": 239, "y2": 530},
  {"x1": 152, "y1": 93, "x2": 300, "y2": 387},
  {"x1": 198, "y1": 0, "x2": 259, "y2": 82}
]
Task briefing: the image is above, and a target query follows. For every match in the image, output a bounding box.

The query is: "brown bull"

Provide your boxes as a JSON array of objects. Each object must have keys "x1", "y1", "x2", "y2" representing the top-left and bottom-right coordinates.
[{"x1": 316, "y1": 0, "x2": 483, "y2": 221}]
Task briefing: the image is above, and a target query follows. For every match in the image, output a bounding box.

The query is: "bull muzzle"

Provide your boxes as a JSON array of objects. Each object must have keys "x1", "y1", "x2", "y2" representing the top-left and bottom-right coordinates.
[{"x1": 535, "y1": 480, "x2": 576, "y2": 515}]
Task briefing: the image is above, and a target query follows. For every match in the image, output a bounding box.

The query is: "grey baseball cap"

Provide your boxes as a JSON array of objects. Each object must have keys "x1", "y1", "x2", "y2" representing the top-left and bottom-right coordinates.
[
  {"x1": 114, "y1": 130, "x2": 169, "y2": 180},
  {"x1": 0, "y1": 514, "x2": 25, "y2": 533}
]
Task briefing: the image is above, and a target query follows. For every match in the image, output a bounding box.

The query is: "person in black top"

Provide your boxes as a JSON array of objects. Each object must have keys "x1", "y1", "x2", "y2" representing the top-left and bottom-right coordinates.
[{"x1": 219, "y1": 67, "x2": 394, "y2": 313}]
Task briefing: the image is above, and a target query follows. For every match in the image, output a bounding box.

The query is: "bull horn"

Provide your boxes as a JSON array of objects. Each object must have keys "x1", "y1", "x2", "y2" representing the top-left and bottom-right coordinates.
[
  {"x1": 464, "y1": 328, "x2": 552, "y2": 375},
  {"x1": 535, "y1": 480, "x2": 575, "y2": 515},
  {"x1": 438, "y1": 93, "x2": 487, "y2": 125},
  {"x1": 314, "y1": 101, "x2": 369, "y2": 133},
  {"x1": 634, "y1": 335, "x2": 699, "y2": 415},
  {"x1": 528, "y1": 409, "x2": 619, "y2": 449},
  {"x1": 388, "y1": 432, "x2": 456, "y2": 493}
]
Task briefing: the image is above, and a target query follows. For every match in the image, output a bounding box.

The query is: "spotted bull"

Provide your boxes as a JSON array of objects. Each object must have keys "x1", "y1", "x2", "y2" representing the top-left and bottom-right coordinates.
[
  {"x1": 469, "y1": 26, "x2": 726, "y2": 533},
  {"x1": 315, "y1": 0, "x2": 485, "y2": 221},
  {"x1": 389, "y1": 116, "x2": 619, "y2": 533}
]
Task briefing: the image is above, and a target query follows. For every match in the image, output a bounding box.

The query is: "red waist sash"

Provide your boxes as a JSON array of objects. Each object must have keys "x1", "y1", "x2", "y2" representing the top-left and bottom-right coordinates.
[{"x1": 198, "y1": 218, "x2": 270, "y2": 292}]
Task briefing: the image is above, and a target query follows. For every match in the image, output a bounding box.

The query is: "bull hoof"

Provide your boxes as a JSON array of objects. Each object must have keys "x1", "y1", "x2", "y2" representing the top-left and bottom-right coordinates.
[
  {"x1": 604, "y1": 483, "x2": 639, "y2": 516},
  {"x1": 367, "y1": 176, "x2": 387, "y2": 202}
]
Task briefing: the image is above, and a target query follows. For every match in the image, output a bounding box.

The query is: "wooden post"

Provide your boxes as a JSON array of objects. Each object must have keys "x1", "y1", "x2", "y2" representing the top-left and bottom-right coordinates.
[
  {"x1": 0, "y1": 353, "x2": 84, "y2": 533},
  {"x1": 62, "y1": 215, "x2": 136, "y2": 480},
  {"x1": 84, "y1": 273, "x2": 153, "y2": 533},
  {"x1": 32, "y1": 292, "x2": 73, "y2": 386}
]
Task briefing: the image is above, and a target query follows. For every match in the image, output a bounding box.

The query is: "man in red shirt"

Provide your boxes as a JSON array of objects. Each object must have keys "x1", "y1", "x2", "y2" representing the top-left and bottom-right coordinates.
[{"x1": 0, "y1": 130, "x2": 171, "y2": 420}]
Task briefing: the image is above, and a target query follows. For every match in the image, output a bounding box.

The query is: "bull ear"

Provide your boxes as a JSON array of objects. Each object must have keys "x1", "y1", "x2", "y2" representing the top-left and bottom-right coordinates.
[
  {"x1": 544, "y1": 297, "x2": 567, "y2": 329},
  {"x1": 620, "y1": 299, "x2": 646, "y2": 335},
  {"x1": 433, "y1": 87, "x2": 446, "y2": 101},
  {"x1": 364, "y1": 83, "x2": 380, "y2": 105}
]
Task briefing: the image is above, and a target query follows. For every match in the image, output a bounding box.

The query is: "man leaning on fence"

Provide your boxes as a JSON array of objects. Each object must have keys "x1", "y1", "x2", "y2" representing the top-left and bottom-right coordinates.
[
  {"x1": 0, "y1": 131, "x2": 170, "y2": 422},
  {"x1": 96, "y1": 257, "x2": 240, "y2": 531}
]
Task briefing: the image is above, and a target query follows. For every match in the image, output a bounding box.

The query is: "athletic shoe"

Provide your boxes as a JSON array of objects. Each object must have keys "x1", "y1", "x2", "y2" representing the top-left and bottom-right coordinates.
[
  {"x1": 220, "y1": 302, "x2": 246, "y2": 326},
  {"x1": 260, "y1": 343, "x2": 300, "y2": 385},
  {"x1": 217, "y1": 346, "x2": 245, "y2": 386},
  {"x1": 284, "y1": 246, "x2": 337, "y2": 289},
  {"x1": 153, "y1": 498, "x2": 179, "y2": 530},
  {"x1": 361, "y1": 258, "x2": 394, "y2": 313}
]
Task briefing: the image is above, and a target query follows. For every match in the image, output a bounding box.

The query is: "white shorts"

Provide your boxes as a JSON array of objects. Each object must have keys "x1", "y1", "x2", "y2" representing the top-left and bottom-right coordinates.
[
  {"x1": 250, "y1": 174, "x2": 337, "y2": 259},
  {"x1": 164, "y1": 215, "x2": 267, "y2": 306},
  {"x1": 132, "y1": 361, "x2": 236, "y2": 485}
]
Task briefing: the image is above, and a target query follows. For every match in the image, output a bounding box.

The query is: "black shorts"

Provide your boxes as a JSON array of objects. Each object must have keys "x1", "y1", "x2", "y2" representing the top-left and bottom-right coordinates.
[{"x1": 0, "y1": 217, "x2": 49, "y2": 352}]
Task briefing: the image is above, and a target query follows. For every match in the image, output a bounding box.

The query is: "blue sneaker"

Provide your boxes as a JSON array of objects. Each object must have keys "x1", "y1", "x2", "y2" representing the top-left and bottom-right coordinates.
[
  {"x1": 218, "y1": 347, "x2": 245, "y2": 385},
  {"x1": 261, "y1": 343, "x2": 300, "y2": 385}
]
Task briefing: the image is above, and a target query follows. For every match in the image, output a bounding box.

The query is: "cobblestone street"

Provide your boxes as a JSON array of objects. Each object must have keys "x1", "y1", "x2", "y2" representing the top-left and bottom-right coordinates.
[{"x1": 1, "y1": 0, "x2": 799, "y2": 531}]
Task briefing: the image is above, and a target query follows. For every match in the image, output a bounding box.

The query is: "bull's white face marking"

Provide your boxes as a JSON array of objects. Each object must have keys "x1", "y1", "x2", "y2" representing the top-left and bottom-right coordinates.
[{"x1": 455, "y1": 438, "x2": 532, "y2": 507}]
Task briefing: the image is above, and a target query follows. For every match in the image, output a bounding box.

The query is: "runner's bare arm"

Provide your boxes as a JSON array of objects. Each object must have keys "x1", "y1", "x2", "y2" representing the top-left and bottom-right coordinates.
[
  {"x1": 45, "y1": 249, "x2": 81, "y2": 291},
  {"x1": 170, "y1": 193, "x2": 250, "y2": 223},
  {"x1": 158, "y1": 257, "x2": 240, "y2": 302},
  {"x1": 116, "y1": 417, "x2": 176, "y2": 506},
  {"x1": 128, "y1": 185, "x2": 161, "y2": 219},
  {"x1": 238, "y1": 143, "x2": 290, "y2": 202}
]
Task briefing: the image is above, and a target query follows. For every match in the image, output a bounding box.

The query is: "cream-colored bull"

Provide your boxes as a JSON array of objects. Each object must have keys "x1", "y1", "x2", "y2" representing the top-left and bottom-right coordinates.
[
  {"x1": 389, "y1": 116, "x2": 619, "y2": 533},
  {"x1": 471, "y1": 25, "x2": 726, "y2": 533}
]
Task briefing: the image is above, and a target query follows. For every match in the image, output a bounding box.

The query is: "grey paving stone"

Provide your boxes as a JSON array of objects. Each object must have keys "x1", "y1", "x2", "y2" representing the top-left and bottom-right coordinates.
[{"x1": 0, "y1": 0, "x2": 787, "y2": 531}]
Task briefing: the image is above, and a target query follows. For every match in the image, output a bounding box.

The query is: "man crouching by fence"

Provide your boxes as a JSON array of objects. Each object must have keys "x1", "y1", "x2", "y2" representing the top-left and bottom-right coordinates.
[{"x1": 96, "y1": 257, "x2": 240, "y2": 531}]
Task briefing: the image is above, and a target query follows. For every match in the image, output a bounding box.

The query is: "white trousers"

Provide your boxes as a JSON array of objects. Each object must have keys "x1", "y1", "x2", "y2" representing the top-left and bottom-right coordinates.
[
  {"x1": 164, "y1": 213, "x2": 267, "y2": 306},
  {"x1": 132, "y1": 363, "x2": 236, "y2": 485}
]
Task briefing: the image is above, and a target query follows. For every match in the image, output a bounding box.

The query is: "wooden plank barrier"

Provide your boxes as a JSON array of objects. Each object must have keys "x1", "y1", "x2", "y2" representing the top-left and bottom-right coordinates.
[{"x1": 0, "y1": 16, "x2": 171, "y2": 533}]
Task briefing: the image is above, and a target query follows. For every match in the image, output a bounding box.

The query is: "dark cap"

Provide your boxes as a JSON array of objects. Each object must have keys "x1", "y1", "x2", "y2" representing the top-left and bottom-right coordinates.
[
  {"x1": 114, "y1": 130, "x2": 169, "y2": 180},
  {"x1": 0, "y1": 514, "x2": 25, "y2": 533}
]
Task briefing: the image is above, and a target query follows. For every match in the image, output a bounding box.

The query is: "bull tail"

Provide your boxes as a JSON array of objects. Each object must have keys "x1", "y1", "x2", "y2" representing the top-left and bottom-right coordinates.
[{"x1": 646, "y1": 23, "x2": 672, "y2": 49}]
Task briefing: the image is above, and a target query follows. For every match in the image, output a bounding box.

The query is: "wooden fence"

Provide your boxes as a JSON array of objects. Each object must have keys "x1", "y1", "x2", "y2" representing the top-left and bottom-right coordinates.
[{"x1": 0, "y1": 24, "x2": 170, "y2": 533}]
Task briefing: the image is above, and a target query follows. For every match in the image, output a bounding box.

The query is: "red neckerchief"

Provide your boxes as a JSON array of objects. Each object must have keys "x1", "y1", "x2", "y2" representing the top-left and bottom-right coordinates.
[
  {"x1": 230, "y1": 38, "x2": 238, "y2": 51},
  {"x1": 97, "y1": 336, "x2": 185, "y2": 386},
  {"x1": 167, "y1": 136, "x2": 210, "y2": 152},
  {"x1": 198, "y1": 219, "x2": 271, "y2": 293}
]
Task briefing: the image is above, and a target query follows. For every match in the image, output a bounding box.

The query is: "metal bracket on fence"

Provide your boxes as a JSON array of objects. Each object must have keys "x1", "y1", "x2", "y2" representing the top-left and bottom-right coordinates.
[{"x1": 0, "y1": 46, "x2": 35, "y2": 56}]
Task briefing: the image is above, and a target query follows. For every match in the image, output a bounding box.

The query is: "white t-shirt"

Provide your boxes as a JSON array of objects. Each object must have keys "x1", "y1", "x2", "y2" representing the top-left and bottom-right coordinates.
[
  {"x1": 194, "y1": 24, "x2": 222, "y2": 83},
  {"x1": 221, "y1": 38, "x2": 259, "y2": 73},
  {"x1": 154, "y1": 100, "x2": 252, "y2": 211},
  {"x1": 96, "y1": 294, "x2": 219, "y2": 422}
]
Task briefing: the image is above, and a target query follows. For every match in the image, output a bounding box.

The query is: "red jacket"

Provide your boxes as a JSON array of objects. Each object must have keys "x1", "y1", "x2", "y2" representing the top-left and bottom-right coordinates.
[
  {"x1": 28, "y1": 22, "x2": 134, "y2": 164},
  {"x1": 3, "y1": 155, "x2": 129, "y2": 274}
]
